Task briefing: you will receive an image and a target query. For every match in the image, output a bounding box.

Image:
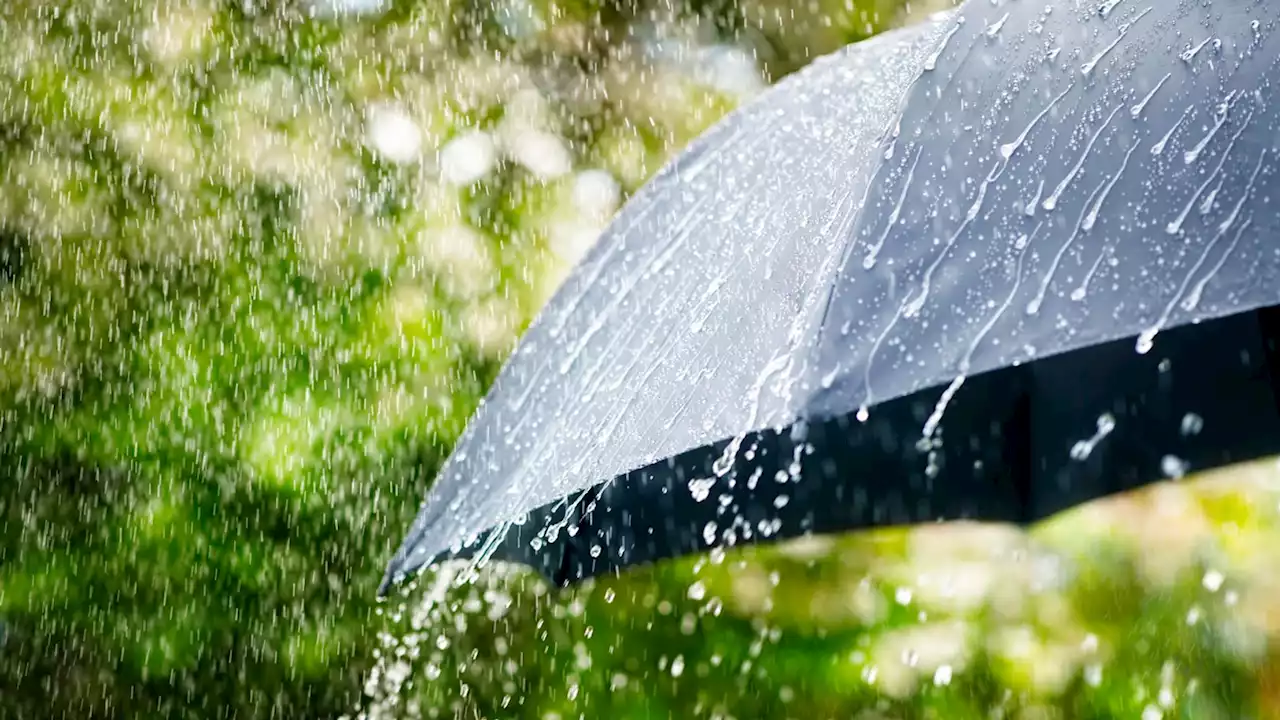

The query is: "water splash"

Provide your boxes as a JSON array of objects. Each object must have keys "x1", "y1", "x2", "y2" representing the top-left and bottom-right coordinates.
[
  {"x1": 710, "y1": 353, "x2": 792, "y2": 477},
  {"x1": 920, "y1": 375, "x2": 966, "y2": 444}
]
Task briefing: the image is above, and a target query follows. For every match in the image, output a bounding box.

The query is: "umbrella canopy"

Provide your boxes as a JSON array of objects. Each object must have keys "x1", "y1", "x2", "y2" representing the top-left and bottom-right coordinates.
[{"x1": 382, "y1": 0, "x2": 1280, "y2": 593}]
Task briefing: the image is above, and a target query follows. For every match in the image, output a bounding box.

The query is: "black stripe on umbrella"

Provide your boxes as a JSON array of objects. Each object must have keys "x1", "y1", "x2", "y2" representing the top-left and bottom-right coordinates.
[
  {"x1": 397, "y1": 307, "x2": 1280, "y2": 588},
  {"x1": 381, "y1": 0, "x2": 1280, "y2": 594}
]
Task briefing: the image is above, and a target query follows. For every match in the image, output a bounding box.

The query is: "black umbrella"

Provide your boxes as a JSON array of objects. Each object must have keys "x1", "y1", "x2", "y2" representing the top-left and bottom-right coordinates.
[{"x1": 382, "y1": 0, "x2": 1280, "y2": 594}]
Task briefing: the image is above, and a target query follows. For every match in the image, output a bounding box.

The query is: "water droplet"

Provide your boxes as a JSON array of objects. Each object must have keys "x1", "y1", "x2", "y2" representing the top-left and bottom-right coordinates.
[
  {"x1": 670, "y1": 655, "x2": 686, "y2": 678},
  {"x1": 1180, "y1": 413, "x2": 1204, "y2": 436},
  {"x1": 687, "y1": 581, "x2": 707, "y2": 601},
  {"x1": 1070, "y1": 413, "x2": 1117, "y2": 460},
  {"x1": 1202, "y1": 569, "x2": 1225, "y2": 592},
  {"x1": 1162, "y1": 454, "x2": 1189, "y2": 479}
]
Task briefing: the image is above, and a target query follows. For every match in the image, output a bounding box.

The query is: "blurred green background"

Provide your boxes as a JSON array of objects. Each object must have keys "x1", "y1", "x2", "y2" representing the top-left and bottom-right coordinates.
[{"x1": 2, "y1": 0, "x2": 1280, "y2": 718}]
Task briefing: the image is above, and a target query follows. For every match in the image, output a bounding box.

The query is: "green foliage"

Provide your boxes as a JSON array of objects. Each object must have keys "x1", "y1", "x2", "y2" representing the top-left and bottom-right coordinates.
[
  {"x1": 0, "y1": 0, "x2": 905, "y2": 717},
  {"x1": 10, "y1": 1, "x2": 1275, "y2": 719}
]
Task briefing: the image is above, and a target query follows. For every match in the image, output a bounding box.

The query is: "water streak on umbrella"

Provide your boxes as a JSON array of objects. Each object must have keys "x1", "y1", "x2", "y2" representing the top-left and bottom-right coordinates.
[
  {"x1": 1167, "y1": 110, "x2": 1254, "y2": 235},
  {"x1": 1041, "y1": 103, "x2": 1124, "y2": 213}
]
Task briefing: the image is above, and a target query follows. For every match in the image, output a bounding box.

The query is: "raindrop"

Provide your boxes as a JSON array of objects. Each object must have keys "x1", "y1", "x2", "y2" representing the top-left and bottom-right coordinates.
[
  {"x1": 1069, "y1": 413, "x2": 1117, "y2": 460},
  {"x1": 688, "y1": 477, "x2": 716, "y2": 502},
  {"x1": 1180, "y1": 413, "x2": 1204, "y2": 436},
  {"x1": 1203, "y1": 569, "x2": 1225, "y2": 592},
  {"x1": 1161, "y1": 455, "x2": 1189, "y2": 479},
  {"x1": 687, "y1": 581, "x2": 707, "y2": 601}
]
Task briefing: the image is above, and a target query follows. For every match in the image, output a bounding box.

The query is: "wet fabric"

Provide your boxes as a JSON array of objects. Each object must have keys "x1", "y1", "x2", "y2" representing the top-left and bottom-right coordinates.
[{"x1": 383, "y1": 0, "x2": 1280, "y2": 591}]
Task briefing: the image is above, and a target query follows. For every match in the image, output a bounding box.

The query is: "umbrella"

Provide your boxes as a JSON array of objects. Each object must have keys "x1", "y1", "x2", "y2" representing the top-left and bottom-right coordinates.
[{"x1": 382, "y1": 0, "x2": 1280, "y2": 594}]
